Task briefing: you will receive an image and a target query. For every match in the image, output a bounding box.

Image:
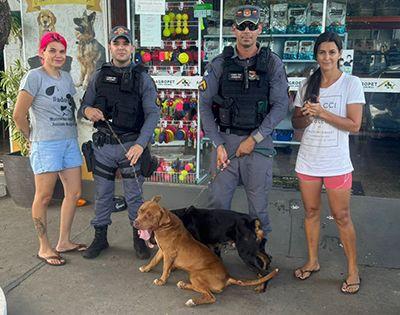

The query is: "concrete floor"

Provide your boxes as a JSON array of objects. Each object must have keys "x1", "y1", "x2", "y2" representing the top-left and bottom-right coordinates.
[{"x1": 1, "y1": 183, "x2": 400, "y2": 315}]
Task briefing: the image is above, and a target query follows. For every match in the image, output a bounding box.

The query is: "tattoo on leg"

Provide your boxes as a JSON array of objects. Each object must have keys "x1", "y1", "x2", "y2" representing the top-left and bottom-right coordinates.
[{"x1": 33, "y1": 217, "x2": 46, "y2": 236}]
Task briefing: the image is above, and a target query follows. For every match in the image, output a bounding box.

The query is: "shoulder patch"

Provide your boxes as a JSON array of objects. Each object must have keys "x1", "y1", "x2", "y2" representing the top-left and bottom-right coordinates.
[{"x1": 198, "y1": 79, "x2": 207, "y2": 91}]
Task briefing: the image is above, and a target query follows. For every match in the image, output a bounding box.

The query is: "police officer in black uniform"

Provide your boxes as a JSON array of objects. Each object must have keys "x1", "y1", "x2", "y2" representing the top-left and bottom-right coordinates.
[
  {"x1": 199, "y1": 6, "x2": 289, "y2": 245},
  {"x1": 79, "y1": 26, "x2": 160, "y2": 259}
]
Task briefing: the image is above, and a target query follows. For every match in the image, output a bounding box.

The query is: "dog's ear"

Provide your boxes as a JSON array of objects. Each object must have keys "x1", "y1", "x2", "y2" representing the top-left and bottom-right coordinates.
[
  {"x1": 50, "y1": 11, "x2": 57, "y2": 25},
  {"x1": 37, "y1": 12, "x2": 42, "y2": 24},
  {"x1": 88, "y1": 12, "x2": 96, "y2": 22},
  {"x1": 159, "y1": 207, "x2": 171, "y2": 226},
  {"x1": 151, "y1": 195, "x2": 161, "y2": 203}
]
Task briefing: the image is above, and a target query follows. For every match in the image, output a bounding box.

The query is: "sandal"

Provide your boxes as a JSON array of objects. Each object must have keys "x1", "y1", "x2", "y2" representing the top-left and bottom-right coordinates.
[
  {"x1": 341, "y1": 278, "x2": 361, "y2": 294},
  {"x1": 294, "y1": 268, "x2": 320, "y2": 280},
  {"x1": 37, "y1": 254, "x2": 66, "y2": 266},
  {"x1": 56, "y1": 243, "x2": 87, "y2": 253}
]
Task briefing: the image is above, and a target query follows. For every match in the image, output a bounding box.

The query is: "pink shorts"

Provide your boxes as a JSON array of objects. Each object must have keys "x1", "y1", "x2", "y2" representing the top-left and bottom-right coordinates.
[{"x1": 296, "y1": 172, "x2": 352, "y2": 190}]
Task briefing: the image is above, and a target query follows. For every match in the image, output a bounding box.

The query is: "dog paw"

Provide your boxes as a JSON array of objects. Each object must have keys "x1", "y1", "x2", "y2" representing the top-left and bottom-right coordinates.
[
  {"x1": 185, "y1": 299, "x2": 196, "y2": 307},
  {"x1": 177, "y1": 281, "x2": 185, "y2": 289},
  {"x1": 153, "y1": 278, "x2": 165, "y2": 286},
  {"x1": 139, "y1": 266, "x2": 149, "y2": 272}
]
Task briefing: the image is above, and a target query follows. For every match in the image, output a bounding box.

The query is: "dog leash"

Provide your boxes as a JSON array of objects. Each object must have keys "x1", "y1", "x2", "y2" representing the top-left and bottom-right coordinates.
[
  {"x1": 105, "y1": 120, "x2": 144, "y2": 198},
  {"x1": 208, "y1": 147, "x2": 277, "y2": 185}
]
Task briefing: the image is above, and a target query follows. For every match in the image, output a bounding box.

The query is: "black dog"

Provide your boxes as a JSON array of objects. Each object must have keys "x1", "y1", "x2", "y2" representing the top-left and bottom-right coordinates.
[{"x1": 170, "y1": 206, "x2": 272, "y2": 291}]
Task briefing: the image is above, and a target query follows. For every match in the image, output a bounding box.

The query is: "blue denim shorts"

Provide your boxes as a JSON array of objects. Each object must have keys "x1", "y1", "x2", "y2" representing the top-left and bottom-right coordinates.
[{"x1": 30, "y1": 138, "x2": 83, "y2": 175}]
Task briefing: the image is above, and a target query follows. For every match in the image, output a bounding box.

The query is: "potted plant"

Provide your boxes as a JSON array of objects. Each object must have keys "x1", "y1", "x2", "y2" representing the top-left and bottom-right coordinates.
[{"x1": 0, "y1": 60, "x2": 36, "y2": 207}]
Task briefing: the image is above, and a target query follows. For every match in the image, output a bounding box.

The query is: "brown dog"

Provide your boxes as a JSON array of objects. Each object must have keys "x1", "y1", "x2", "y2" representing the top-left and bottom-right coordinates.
[
  {"x1": 37, "y1": 9, "x2": 57, "y2": 39},
  {"x1": 134, "y1": 196, "x2": 278, "y2": 307}
]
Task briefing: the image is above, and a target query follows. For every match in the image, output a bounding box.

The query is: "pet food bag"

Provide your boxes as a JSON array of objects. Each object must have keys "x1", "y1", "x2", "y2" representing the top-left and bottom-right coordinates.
[
  {"x1": 307, "y1": 3, "x2": 323, "y2": 34},
  {"x1": 283, "y1": 40, "x2": 299, "y2": 60},
  {"x1": 270, "y1": 3, "x2": 288, "y2": 34},
  {"x1": 327, "y1": 2, "x2": 347, "y2": 34},
  {"x1": 298, "y1": 40, "x2": 315, "y2": 60},
  {"x1": 287, "y1": 4, "x2": 307, "y2": 34}
]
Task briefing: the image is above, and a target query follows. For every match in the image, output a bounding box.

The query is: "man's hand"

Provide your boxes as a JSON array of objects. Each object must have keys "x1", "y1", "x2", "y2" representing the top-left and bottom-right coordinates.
[
  {"x1": 216, "y1": 144, "x2": 230, "y2": 170},
  {"x1": 236, "y1": 136, "x2": 256, "y2": 157},
  {"x1": 126, "y1": 144, "x2": 144, "y2": 166},
  {"x1": 84, "y1": 107, "x2": 105, "y2": 122}
]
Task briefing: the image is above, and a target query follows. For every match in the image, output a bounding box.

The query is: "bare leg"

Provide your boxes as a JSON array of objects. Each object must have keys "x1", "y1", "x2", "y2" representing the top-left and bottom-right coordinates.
[
  {"x1": 326, "y1": 188, "x2": 360, "y2": 293},
  {"x1": 32, "y1": 172, "x2": 63, "y2": 264},
  {"x1": 56, "y1": 167, "x2": 84, "y2": 252},
  {"x1": 139, "y1": 249, "x2": 163, "y2": 272},
  {"x1": 294, "y1": 179, "x2": 322, "y2": 279}
]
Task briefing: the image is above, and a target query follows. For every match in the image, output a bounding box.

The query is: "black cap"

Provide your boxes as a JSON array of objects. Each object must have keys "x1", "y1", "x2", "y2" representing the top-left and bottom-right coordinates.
[
  {"x1": 109, "y1": 26, "x2": 132, "y2": 43},
  {"x1": 235, "y1": 5, "x2": 260, "y2": 25}
]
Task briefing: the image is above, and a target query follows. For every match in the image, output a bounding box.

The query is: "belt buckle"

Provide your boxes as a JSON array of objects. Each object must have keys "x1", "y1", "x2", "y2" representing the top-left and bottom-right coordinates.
[{"x1": 225, "y1": 128, "x2": 231, "y2": 134}]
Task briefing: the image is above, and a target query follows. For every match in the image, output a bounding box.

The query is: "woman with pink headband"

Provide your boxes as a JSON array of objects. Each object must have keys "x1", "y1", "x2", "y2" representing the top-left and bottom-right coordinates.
[{"x1": 14, "y1": 32, "x2": 86, "y2": 266}]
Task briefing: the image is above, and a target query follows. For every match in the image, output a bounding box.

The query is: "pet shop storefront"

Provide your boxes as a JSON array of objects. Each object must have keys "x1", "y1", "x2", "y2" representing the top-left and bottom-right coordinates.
[
  {"x1": 121, "y1": 0, "x2": 400, "y2": 198},
  {"x1": 8, "y1": 0, "x2": 400, "y2": 198}
]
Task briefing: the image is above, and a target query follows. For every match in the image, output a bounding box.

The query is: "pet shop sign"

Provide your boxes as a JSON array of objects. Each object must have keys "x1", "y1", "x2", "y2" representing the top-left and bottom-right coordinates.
[
  {"x1": 152, "y1": 76, "x2": 202, "y2": 90},
  {"x1": 26, "y1": 0, "x2": 102, "y2": 12},
  {"x1": 287, "y1": 77, "x2": 400, "y2": 93}
]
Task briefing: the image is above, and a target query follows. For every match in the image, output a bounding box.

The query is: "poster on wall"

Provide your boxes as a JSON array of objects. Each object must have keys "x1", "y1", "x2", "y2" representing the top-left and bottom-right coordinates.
[
  {"x1": 135, "y1": 0, "x2": 165, "y2": 15},
  {"x1": 140, "y1": 14, "x2": 162, "y2": 47},
  {"x1": 21, "y1": 0, "x2": 108, "y2": 145},
  {"x1": 340, "y1": 49, "x2": 354, "y2": 74}
]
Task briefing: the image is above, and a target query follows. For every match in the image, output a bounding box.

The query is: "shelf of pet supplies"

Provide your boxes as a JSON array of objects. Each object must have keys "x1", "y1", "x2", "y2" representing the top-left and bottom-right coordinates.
[
  {"x1": 151, "y1": 75, "x2": 202, "y2": 90},
  {"x1": 273, "y1": 140, "x2": 300, "y2": 145},
  {"x1": 149, "y1": 66, "x2": 200, "y2": 77},
  {"x1": 347, "y1": 16, "x2": 400, "y2": 24},
  {"x1": 204, "y1": 33, "x2": 347, "y2": 39},
  {"x1": 152, "y1": 140, "x2": 186, "y2": 147},
  {"x1": 159, "y1": 40, "x2": 200, "y2": 48},
  {"x1": 282, "y1": 59, "x2": 316, "y2": 63}
]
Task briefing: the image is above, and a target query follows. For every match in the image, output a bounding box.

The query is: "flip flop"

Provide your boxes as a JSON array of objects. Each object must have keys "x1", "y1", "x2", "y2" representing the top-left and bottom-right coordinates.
[
  {"x1": 294, "y1": 268, "x2": 320, "y2": 280},
  {"x1": 56, "y1": 243, "x2": 87, "y2": 253},
  {"x1": 341, "y1": 278, "x2": 362, "y2": 294},
  {"x1": 37, "y1": 254, "x2": 66, "y2": 266}
]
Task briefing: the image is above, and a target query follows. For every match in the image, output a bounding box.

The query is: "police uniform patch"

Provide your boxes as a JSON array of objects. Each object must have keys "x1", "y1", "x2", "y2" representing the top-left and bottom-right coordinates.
[
  {"x1": 198, "y1": 79, "x2": 207, "y2": 91},
  {"x1": 229, "y1": 73, "x2": 243, "y2": 81},
  {"x1": 248, "y1": 71, "x2": 260, "y2": 81},
  {"x1": 104, "y1": 76, "x2": 118, "y2": 83}
]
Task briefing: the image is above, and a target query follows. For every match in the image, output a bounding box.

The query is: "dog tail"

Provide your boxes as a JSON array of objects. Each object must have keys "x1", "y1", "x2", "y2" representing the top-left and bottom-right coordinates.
[{"x1": 227, "y1": 268, "x2": 278, "y2": 287}]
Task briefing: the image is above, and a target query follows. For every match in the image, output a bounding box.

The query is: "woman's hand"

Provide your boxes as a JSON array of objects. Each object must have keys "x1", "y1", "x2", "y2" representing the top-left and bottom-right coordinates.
[{"x1": 301, "y1": 100, "x2": 325, "y2": 118}]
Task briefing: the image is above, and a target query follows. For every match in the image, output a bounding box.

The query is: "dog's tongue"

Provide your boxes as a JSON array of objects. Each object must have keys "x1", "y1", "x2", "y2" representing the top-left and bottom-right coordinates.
[{"x1": 138, "y1": 229, "x2": 151, "y2": 241}]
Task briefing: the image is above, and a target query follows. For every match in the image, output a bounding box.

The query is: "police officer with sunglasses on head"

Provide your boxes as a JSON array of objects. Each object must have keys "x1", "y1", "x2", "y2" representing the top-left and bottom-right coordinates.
[{"x1": 199, "y1": 5, "x2": 289, "y2": 250}]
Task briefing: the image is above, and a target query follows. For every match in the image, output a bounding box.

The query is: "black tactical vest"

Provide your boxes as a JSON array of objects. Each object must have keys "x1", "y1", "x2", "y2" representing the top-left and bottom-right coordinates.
[
  {"x1": 94, "y1": 63, "x2": 145, "y2": 134},
  {"x1": 215, "y1": 46, "x2": 271, "y2": 131}
]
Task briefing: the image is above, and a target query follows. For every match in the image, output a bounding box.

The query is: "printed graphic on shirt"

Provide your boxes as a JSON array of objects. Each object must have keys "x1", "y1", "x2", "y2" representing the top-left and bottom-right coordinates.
[
  {"x1": 302, "y1": 94, "x2": 342, "y2": 147},
  {"x1": 46, "y1": 84, "x2": 77, "y2": 127}
]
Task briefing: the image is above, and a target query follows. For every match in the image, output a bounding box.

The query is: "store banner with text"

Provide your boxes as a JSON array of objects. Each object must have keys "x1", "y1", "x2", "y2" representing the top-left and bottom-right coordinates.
[
  {"x1": 26, "y1": 0, "x2": 102, "y2": 12},
  {"x1": 288, "y1": 77, "x2": 400, "y2": 93}
]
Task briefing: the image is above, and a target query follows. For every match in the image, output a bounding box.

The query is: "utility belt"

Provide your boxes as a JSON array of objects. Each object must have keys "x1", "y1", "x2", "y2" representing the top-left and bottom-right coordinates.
[
  {"x1": 92, "y1": 130, "x2": 139, "y2": 147},
  {"x1": 82, "y1": 133, "x2": 158, "y2": 179},
  {"x1": 219, "y1": 126, "x2": 252, "y2": 136}
]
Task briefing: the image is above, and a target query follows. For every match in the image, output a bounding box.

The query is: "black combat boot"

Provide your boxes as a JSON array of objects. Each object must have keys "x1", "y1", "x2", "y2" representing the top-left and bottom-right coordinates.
[
  {"x1": 133, "y1": 227, "x2": 151, "y2": 260},
  {"x1": 83, "y1": 225, "x2": 109, "y2": 259}
]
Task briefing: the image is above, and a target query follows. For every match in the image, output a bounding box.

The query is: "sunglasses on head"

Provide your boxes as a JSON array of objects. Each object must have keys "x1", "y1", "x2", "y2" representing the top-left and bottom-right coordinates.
[{"x1": 235, "y1": 22, "x2": 258, "y2": 31}]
